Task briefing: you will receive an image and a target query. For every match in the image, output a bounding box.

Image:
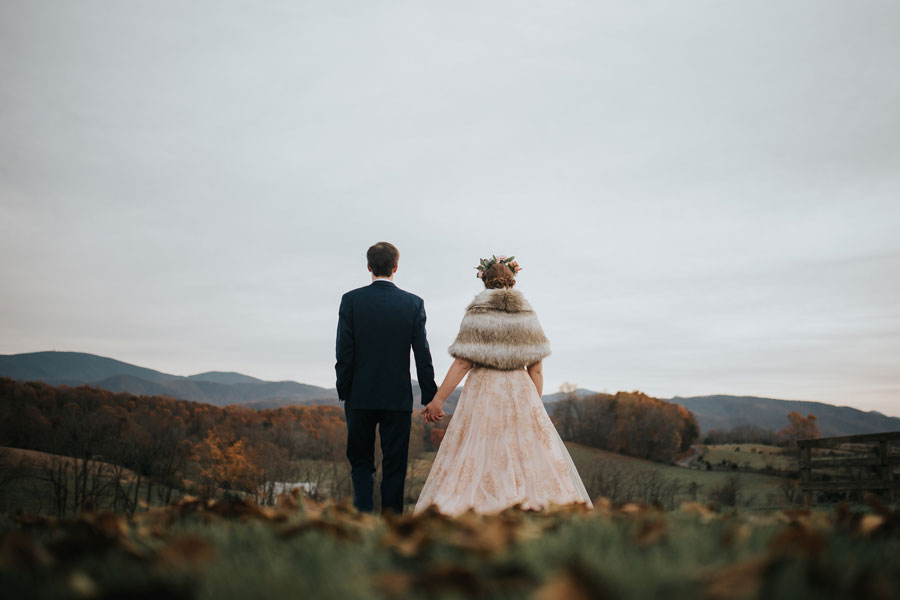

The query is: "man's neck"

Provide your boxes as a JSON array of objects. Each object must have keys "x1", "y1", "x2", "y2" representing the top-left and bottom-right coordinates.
[{"x1": 372, "y1": 276, "x2": 394, "y2": 282}]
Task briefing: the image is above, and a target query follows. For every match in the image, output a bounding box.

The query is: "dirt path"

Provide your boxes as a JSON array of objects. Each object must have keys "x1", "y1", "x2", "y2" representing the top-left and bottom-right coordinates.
[{"x1": 675, "y1": 445, "x2": 703, "y2": 467}]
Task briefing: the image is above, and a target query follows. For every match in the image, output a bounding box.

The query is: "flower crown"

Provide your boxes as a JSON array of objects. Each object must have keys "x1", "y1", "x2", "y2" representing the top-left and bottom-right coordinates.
[{"x1": 475, "y1": 255, "x2": 522, "y2": 279}]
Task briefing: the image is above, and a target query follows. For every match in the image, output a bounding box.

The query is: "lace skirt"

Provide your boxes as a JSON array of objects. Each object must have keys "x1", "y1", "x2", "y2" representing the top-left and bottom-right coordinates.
[{"x1": 413, "y1": 366, "x2": 593, "y2": 516}]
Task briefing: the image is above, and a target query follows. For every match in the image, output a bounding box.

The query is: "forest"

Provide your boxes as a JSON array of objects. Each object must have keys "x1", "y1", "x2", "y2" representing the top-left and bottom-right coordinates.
[
  {"x1": 550, "y1": 390, "x2": 700, "y2": 462},
  {"x1": 0, "y1": 377, "x2": 700, "y2": 515}
]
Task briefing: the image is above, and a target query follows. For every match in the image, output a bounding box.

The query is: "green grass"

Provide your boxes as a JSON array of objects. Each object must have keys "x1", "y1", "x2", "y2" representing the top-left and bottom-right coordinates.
[
  {"x1": 1, "y1": 496, "x2": 898, "y2": 600},
  {"x1": 406, "y1": 442, "x2": 796, "y2": 512},
  {"x1": 700, "y1": 444, "x2": 797, "y2": 472},
  {"x1": 2, "y1": 442, "x2": 795, "y2": 518},
  {"x1": 564, "y1": 442, "x2": 793, "y2": 509}
]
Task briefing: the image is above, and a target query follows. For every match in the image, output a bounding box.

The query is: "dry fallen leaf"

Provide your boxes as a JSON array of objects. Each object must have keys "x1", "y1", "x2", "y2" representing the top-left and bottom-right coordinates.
[
  {"x1": 767, "y1": 521, "x2": 825, "y2": 560},
  {"x1": 618, "y1": 502, "x2": 650, "y2": 516},
  {"x1": 67, "y1": 569, "x2": 98, "y2": 598},
  {"x1": 154, "y1": 534, "x2": 216, "y2": 570},
  {"x1": 534, "y1": 573, "x2": 595, "y2": 600},
  {"x1": 372, "y1": 571, "x2": 412, "y2": 597},
  {"x1": 863, "y1": 493, "x2": 890, "y2": 517},
  {"x1": 701, "y1": 556, "x2": 771, "y2": 600},
  {"x1": 82, "y1": 512, "x2": 129, "y2": 539},
  {"x1": 858, "y1": 514, "x2": 885, "y2": 536},
  {"x1": 533, "y1": 565, "x2": 615, "y2": 600},
  {"x1": 15, "y1": 512, "x2": 58, "y2": 529},
  {"x1": 591, "y1": 496, "x2": 613, "y2": 515},
  {"x1": 412, "y1": 563, "x2": 484, "y2": 598},
  {"x1": 0, "y1": 531, "x2": 56, "y2": 570},
  {"x1": 719, "y1": 524, "x2": 752, "y2": 549},
  {"x1": 448, "y1": 517, "x2": 515, "y2": 556},
  {"x1": 680, "y1": 502, "x2": 717, "y2": 521},
  {"x1": 634, "y1": 518, "x2": 668, "y2": 547},
  {"x1": 279, "y1": 518, "x2": 362, "y2": 543}
]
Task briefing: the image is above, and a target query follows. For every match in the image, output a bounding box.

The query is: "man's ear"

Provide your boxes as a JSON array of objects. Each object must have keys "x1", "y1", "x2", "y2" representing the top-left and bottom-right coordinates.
[
  {"x1": 367, "y1": 264, "x2": 372, "y2": 273},
  {"x1": 392, "y1": 264, "x2": 398, "y2": 274}
]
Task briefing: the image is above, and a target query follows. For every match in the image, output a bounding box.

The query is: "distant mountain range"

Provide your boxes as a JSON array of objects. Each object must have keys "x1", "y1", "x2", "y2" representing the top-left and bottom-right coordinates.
[
  {"x1": 1, "y1": 351, "x2": 897, "y2": 437},
  {"x1": 666, "y1": 395, "x2": 900, "y2": 438},
  {"x1": 0, "y1": 351, "x2": 339, "y2": 408}
]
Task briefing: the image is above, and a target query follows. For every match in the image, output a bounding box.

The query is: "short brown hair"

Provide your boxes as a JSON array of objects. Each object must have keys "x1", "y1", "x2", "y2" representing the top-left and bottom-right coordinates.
[
  {"x1": 482, "y1": 263, "x2": 516, "y2": 289},
  {"x1": 367, "y1": 242, "x2": 399, "y2": 277}
]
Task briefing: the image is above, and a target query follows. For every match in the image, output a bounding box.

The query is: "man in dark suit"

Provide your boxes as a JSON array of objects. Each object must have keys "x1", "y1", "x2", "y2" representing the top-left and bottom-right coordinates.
[{"x1": 335, "y1": 241, "x2": 438, "y2": 514}]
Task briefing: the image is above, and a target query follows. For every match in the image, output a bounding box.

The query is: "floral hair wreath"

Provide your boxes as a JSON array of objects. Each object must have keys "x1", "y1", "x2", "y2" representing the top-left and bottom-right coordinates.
[{"x1": 475, "y1": 255, "x2": 522, "y2": 279}]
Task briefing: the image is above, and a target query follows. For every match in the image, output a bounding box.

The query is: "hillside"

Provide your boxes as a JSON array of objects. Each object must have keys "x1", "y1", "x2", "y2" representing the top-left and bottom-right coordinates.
[
  {"x1": 3, "y1": 352, "x2": 898, "y2": 437},
  {"x1": 0, "y1": 351, "x2": 338, "y2": 408},
  {"x1": 542, "y1": 390, "x2": 900, "y2": 437},
  {"x1": 0, "y1": 351, "x2": 177, "y2": 385},
  {"x1": 0, "y1": 445, "x2": 140, "y2": 482},
  {"x1": 668, "y1": 394, "x2": 900, "y2": 437},
  {"x1": 186, "y1": 371, "x2": 264, "y2": 385}
]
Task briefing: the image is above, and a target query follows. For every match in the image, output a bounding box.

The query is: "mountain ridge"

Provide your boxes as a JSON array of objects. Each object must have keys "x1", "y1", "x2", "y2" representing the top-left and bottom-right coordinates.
[
  {"x1": 1, "y1": 351, "x2": 897, "y2": 436},
  {"x1": 0, "y1": 351, "x2": 338, "y2": 408},
  {"x1": 666, "y1": 394, "x2": 900, "y2": 437}
]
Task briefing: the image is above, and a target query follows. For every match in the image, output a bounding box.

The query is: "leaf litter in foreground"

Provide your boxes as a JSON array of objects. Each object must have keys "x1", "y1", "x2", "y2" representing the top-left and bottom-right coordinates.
[{"x1": 0, "y1": 492, "x2": 898, "y2": 599}]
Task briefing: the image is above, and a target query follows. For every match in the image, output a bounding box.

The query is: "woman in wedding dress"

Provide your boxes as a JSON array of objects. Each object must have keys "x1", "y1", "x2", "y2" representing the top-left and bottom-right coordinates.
[{"x1": 414, "y1": 256, "x2": 593, "y2": 516}]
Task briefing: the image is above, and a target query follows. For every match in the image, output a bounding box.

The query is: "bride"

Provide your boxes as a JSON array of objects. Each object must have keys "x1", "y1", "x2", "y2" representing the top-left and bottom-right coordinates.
[{"x1": 414, "y1": 255, "x2": 593, "y2": 515}]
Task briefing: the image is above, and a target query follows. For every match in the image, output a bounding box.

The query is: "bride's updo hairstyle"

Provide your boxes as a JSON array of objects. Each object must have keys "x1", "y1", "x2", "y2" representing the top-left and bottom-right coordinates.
[{"x1": 482, "y1": 263, "x2": 516, "y2": 289}]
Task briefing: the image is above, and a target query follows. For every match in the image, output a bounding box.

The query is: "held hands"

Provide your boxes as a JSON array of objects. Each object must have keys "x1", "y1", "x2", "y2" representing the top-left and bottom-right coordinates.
[
  {"x1": 422, "y1": 358, "x2": 470, "y2": 424},
  {"x1": 422, "y1": 399, "x2": 445, "y2": 423}
]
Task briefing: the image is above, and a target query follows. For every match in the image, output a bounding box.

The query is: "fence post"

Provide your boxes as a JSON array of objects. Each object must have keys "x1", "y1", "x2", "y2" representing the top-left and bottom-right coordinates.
[
  {"x1": 800, "y1": 443, "x2": 812, "y2": 506},
  {"x1": 881, "y1": 440, "x2": 894, "y2": 502}
]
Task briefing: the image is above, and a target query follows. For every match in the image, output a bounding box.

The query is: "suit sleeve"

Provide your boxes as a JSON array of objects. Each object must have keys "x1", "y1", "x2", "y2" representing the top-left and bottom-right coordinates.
[
  {"x1": 335, "y1": 294, "x2": 354, "y2": 402},
  {"x1": 412, "y1": 299, "x2": 438, "y2": 405}
]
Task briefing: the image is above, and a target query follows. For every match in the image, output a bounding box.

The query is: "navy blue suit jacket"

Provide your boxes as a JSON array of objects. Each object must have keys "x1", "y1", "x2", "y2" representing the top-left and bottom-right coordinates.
[{"x1": 335, "y1": 280, "x2": 438, "y2": 411}]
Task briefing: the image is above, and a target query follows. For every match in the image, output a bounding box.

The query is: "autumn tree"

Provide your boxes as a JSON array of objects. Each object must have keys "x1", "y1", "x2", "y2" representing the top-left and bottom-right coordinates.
[
  {"x1": 551, "y1": 390, "x2": 700, "y2": 462},
  {"x1": 776, "y1": 412, "x2": 820, "y2": 449},
  {"x1": 191, "y1": 427, "x2": 264, "y2": 498},
  {"x1": 0, "y1": 377, "x2": 454, "y2": 508}
]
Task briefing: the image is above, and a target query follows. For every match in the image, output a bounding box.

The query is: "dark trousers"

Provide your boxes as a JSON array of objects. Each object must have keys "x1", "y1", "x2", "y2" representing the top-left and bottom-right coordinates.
[{"x1": 344, "y1": 404, "x2": 411, "y2": 515}]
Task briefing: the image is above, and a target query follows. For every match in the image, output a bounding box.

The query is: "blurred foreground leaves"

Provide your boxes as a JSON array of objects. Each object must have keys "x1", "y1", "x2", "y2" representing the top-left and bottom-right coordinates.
[{"x1": 1, "y1": 491, "x2": 898, "y2": 600}]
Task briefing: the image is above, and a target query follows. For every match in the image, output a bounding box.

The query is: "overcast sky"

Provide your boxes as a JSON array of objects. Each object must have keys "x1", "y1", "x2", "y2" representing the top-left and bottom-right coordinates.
[{"x1": 1, "y1": 1, "x2": 899, "y2": 416}]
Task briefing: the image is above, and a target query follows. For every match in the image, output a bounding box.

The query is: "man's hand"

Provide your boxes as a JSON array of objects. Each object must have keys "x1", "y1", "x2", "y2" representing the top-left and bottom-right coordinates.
[{"x1": 422, "y1": 401, "x2": 444, "y2": 423}]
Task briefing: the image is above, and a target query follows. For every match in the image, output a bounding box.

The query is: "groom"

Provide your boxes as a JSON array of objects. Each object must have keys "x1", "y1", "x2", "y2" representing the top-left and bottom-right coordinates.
[{"x1": 335, "y1": 241, "x2": 438, "y2": 514}]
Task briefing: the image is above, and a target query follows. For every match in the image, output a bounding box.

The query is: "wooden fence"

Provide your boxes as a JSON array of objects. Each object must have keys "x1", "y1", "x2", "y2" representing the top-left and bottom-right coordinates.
[{"x1": 798, "y1": 431, "x2": 900, "y2": 505}]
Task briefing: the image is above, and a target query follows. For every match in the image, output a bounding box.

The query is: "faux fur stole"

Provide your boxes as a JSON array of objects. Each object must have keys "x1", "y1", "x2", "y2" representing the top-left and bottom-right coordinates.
[{"x1": 448, "y1": 288, "x2": 551, "y2": 370}]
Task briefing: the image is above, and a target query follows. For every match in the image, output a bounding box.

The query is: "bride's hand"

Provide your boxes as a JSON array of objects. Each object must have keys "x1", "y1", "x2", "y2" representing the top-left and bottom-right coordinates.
[{"x1": 422, "y1": 400, "x2": 444, "y2": 423}]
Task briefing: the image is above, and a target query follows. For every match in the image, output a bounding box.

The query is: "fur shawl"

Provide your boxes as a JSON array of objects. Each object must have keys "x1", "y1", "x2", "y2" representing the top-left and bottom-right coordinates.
[{"x1": 448, "y1": 288, "x2": 551, "y2": 370}]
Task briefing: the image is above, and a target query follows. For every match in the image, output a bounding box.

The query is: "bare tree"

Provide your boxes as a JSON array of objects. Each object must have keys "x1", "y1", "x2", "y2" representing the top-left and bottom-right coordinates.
[
  {"x1": 709, "y1": 474, "x2": 743, "y2": 508},
  {"x1": 0, "y1": 448, "x2": 32, "y2": 513}
]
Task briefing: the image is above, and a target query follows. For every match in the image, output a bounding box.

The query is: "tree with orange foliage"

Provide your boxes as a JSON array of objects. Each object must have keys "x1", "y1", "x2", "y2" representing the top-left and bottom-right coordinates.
[
  {"x1": 191, "y1": 428, "x2": 264, "y2": 498},
  {"x1": 550, "y1": 389, "x2": 699, "y2": 462},
  {"x1": 776, "y1": 412, "x2": 820, "y2": 449}
]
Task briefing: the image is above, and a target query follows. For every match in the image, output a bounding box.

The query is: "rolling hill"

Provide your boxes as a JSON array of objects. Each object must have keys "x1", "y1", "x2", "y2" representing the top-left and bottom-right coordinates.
[
  {"x1": 2, "y1": 352, "x2": 897, "y2": 437},
  {"x1": 187, "y1": 371, "x2": 264, "y2": 385},
  {"x1": 0, "y1": 351, "x2": 338, "y2": 408},
  {"x1": 666, "y1": 394, "x2": 900, "y2": 437},
  {"x1": 541, "y1": 391, "x2": 899, "y2": 437},
  {"x1": 0, "y1": 351, "x2": 177, "y2": 385}
]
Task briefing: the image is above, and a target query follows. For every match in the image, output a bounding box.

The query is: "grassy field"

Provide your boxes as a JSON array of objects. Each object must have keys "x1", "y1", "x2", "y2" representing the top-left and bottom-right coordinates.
[
  {"x1": 2, "y1": 442, "x2": 796, "y2": 517},
  {"x1": 1, "y1": 492, "x2": 898, "y2": 600},
  {"x1": 403, "y1": 443, "x2": 794, "y2": 513},
  {"x1": 565, "y1": 443, "x2": 792, "y2": 509},
  {"x1": 698, "y1": 444, "x2": 797, "y2": 472},
  {"x1": 0, "y1": 446, "x2": 188, "y2": 516}
]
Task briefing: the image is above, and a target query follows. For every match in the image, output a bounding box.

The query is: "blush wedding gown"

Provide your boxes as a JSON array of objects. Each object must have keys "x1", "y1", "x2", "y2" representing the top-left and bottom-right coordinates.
[{"x1": 413, "y1": 366, "x2": 593, "y2": 516}]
